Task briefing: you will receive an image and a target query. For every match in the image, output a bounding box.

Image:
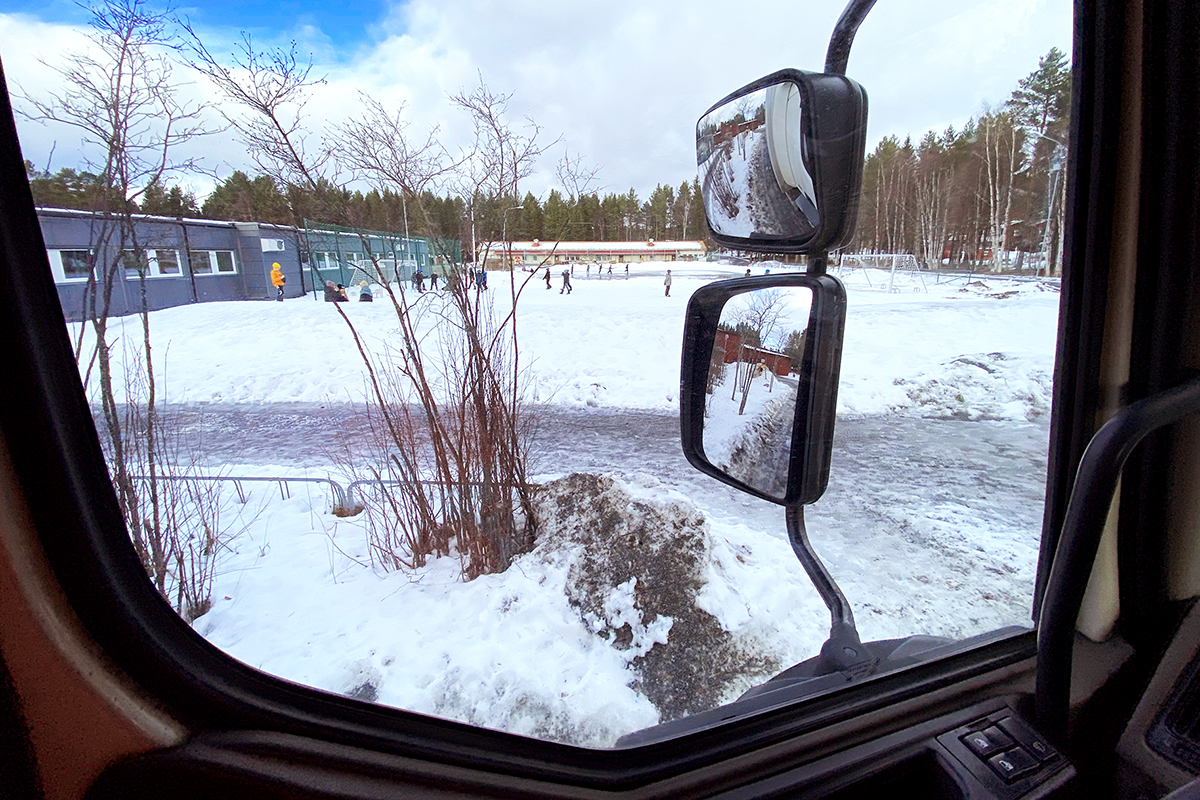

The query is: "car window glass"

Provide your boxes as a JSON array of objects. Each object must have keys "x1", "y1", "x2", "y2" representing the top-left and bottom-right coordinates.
[{"x1": 7, "y1": 0, "x2": 1070, "y2": 748}]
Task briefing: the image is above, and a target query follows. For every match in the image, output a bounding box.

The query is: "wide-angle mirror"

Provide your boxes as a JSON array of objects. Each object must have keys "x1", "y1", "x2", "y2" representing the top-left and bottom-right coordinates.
[
  {"x1": 698, "y1": 82, "x2": 820, "y2": 241},
  {"x1": 680, "y1": 274, "x2": 847, "y2": 505},
  {"x1": 703, "y1": 287, "x2": 813, "y2": 497},
  {"x1": 696, "y1": 69, "x2": 868, "y2": 254}
]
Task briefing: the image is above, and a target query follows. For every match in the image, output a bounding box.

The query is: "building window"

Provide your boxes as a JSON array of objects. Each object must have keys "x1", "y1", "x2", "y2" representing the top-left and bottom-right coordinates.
[
  {"x1": 122, "y1": 250, "x2": 146, "y2": 279},
  {"x1": 124, "y1": 249, "x2": 184, "y2": 279},
  {"x1": 48, "y1": 249, "x2": 93, "y2": 282},
  {"x1": 189, "y1": 250, "x2": 239, "y2": 275},
  {"x1": 189, "y1": 250, "x2": 212, "y2": 274},
  {"x1": 154, "y1": 250, "x2": 181, "y2": 275}
]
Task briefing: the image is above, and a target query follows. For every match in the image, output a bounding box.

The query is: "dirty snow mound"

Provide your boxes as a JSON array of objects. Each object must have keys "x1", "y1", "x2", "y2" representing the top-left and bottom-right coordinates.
[{"x1": 533, "y1": 473, "x2": 777, "y2": 721}]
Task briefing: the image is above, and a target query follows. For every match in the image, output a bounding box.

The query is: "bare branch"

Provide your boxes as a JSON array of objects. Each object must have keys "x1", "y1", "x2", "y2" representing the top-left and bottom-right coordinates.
[
  {"x1": 334, "y1": 93, "x2": 464, "y2": 196},
  {"x1": 555, "y1": 149, "x2": 602, "y2": 201},
  {"x1": 183, "y1": 27, "x2": 330, "y2": 190}
]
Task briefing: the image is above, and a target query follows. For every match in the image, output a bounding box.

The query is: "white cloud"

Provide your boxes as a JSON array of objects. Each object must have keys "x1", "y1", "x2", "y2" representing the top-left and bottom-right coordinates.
[{"x1": 2, "y1": 0, "x2": 1071, "y2": 203}]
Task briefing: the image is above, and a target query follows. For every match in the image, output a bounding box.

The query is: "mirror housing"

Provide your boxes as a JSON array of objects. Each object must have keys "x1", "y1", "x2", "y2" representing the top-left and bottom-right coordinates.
[
  {"x1": 696, "y1": 69, "x2": 867, "y2": 254},
  {"x1": 680, "y1": 274, "x2": 847, "y2": 505}
]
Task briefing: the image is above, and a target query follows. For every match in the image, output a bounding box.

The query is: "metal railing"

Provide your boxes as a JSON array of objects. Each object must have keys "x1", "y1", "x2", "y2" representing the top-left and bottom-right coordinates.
[{"x1": 132, "y1": 474, "x2": 350, "y2": 513}]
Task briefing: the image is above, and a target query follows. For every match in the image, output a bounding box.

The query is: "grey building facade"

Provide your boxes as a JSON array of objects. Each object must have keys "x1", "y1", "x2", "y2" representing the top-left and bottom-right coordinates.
[{"x1": 38, "y1": 208, "x2": 448, "y2": 321}]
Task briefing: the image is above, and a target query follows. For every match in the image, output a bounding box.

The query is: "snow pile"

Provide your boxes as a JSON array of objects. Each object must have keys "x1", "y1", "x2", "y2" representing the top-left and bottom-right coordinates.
[
  {"x1": 535, "y1": 473, "x2": 778, "y2": 721},
  {"x1": 195, "y1": 475, "x2": 656, "y2": 747},
  {"x1": 835, "y1": 276, "x2": 1059, "y2": 420},
  {"x1": 890, "y1": 352, "x2": 1053, "y2": 421},
  {"x1": 191, "y1": 470, "x2": 789, "y2": 745}
]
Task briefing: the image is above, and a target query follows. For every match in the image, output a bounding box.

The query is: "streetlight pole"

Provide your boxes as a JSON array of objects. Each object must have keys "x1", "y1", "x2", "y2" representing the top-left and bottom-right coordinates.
[
  {"x1": 502, "y1": 205, "x2": 525, "y2": 273},
  {"x1": 1034, "y1": 132, "x2": 1067, "y2": 277},
  {"x1": 401, "y1": 191, "x2": 412, "y2": 281}
]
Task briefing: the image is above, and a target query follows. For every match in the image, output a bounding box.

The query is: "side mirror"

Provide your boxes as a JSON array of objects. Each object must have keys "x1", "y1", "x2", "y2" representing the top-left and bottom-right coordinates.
[
  {"x1": 696, "y1": 69, "x2": 867, "y2": 254},
  {"x1": 680, "y1": 274, "x2": 847, "y2": 505}
]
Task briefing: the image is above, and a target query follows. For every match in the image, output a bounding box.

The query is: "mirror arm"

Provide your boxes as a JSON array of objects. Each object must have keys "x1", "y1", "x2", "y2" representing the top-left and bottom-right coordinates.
[
  {"x1": 825, "y1": 0, "x2": 879, "y2": 75},
  {"x1": 788, "y1": 505, "x2": 876, "y2": 676},
  {"x1": 808, "y1": 251, "x2": 828, "y2": 277},
  {"x1": 786, "y1": 504, "x2": 855, "y2": 636}
]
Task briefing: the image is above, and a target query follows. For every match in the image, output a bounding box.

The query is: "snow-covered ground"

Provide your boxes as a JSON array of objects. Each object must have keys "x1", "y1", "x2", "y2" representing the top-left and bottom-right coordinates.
[{"x1": 69, "y1": 262, "x2": 1061, "y2": 748}]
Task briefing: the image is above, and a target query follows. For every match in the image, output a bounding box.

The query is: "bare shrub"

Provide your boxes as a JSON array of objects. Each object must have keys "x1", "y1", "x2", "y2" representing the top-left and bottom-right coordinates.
[{"x1": 190, "y1": 33, "x2": 552, "y2": 579}]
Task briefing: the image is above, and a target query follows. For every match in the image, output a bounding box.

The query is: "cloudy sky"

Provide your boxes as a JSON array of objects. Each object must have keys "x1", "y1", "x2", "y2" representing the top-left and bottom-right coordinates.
[{"x1": 1, "y1": 0, "x2": 1071, "y2": 202}]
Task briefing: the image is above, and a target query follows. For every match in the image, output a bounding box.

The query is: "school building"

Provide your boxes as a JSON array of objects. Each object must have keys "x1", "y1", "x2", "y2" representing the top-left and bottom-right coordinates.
[{"x1": 37, "y1": 207, "x2": 458, "y2": 321}]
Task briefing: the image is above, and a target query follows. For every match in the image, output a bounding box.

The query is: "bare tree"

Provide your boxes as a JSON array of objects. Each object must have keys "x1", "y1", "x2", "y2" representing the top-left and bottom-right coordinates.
[
  {"x1": 185, "y1": 31, "x2": 329, "y2": 192},
  {"x1": 450, "y1": 76, "x2": 560, "y2": 202},
  {"x1": 191, "y1": 34, "x2": 550, "y2": 578},
  {"x1": 736, "y1": 289, "x2": 790, "y2": 350},
  {"x1": 556, "y1": 149, "x2": 603, "y2": 204},
  {"x1": 977, "y1": 108, "x2": 1024, "y2": 271},
  {"x1": 18, "y1": 0, "x2": 219, "y2": 612}
]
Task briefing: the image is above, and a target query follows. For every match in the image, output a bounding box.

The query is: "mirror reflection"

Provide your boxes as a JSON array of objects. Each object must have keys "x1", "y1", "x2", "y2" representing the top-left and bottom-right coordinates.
[
  {"x1": 703, "y1": 286, "x2": 814, "y2": 499},
  {"x1": 697, "y1": 81, "x2": 820, "y2": 240}
]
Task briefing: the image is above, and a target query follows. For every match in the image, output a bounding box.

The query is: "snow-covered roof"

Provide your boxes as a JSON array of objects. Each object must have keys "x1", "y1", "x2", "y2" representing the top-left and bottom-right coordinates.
[
  {"x1": 478, "y1": 240, "x2": 706, "y2": 254},
  {"x1": 36, "y1": 205, "x2": 240, "y2": 229}
]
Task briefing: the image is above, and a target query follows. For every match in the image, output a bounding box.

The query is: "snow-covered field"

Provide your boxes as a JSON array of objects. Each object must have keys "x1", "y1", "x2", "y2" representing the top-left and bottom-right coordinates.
[{"x1": 70, "y1": 262, "x2": 1061, "y2": 747}]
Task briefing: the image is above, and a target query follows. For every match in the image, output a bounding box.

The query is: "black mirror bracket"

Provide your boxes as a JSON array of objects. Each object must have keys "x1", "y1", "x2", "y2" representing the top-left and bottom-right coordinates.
[
  {"x1": 808, "y1": 251, "x2": 828, "y2": 277},
  {"x1": 825, "y1": 0, "x2": 879, "y2": 74},
  {"x1": 788, "y1": 504, "x2": 877, "y2": 678}
]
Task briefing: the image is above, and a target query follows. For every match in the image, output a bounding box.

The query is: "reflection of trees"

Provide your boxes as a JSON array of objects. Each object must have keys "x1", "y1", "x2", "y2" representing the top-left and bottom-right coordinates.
[
  {"x1": 732, "y1": 288, "x2": 789, "y2": 348},
  {"x1": 783, "y1": 329, "x2": 807, "y2": 372}
]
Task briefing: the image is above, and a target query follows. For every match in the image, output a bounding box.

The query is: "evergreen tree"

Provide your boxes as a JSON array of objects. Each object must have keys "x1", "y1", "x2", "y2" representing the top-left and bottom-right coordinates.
[
  {"x1": 1009, "y1": 47, "x2": 1071, "y2": 135},
  {"x1": 543, "y1": 189, "x2": 570, "y2": 238},
  {"x1": 202, "y1": 171, "x2": 289, "y2": 224},
  {"x1": 140, "y1": 178, "x2": 199, "y2": 217},
  {"x1": 25, "y1": 163, "x2": 124, "y2": 211},
  {"x1": 518, "y1": 191, "x2": 543, "y2": 240}
]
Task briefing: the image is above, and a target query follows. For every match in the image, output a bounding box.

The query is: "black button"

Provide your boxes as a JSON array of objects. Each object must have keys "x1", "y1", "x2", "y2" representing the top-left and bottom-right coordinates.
[
  {"x1": 988, "y1": 746, "x2": 1038, "y2": 782},
  {"x1": 983, "y1": 725, "x2": 1015, "y2": 750},
  {"x1": 962, "y1": 730, "x2": 1000, "y2": 757},
  {"x1": 997, "y1": 717, "x2": 1056, "y2": 762}
]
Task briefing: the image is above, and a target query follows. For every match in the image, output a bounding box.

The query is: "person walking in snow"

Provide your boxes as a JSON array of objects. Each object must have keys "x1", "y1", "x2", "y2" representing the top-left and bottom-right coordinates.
[
  {"x1": 607, "y1": 265, "x2": 613, "y2": 278},
  {"x1": 586, "y1": 264, "x2": 591, "y2": 279},
  {"x1": 560, "y1": 268, "x2": 572, "y2": 294},
  {"x1": 413, "y1": 268, "x2": 425, "y2": 293},
  {"x1": 429, "y1": 270, "x2": 439, "y2": 291},
  {"x1": 270, "y1": 262, "x2": 286, "y2": 301},
  {"x1": 664, "y1": 269, "x2": 673, "y2": 297},
  {"x1": 544, "y1": 268, "x2": 552, "y2": 289},
  {"x1": 476, "y1": 269, "x2": 488, "y2": 291},
  {"x1": 625, "y1": 264, "x2": 629, "y2": 278}
]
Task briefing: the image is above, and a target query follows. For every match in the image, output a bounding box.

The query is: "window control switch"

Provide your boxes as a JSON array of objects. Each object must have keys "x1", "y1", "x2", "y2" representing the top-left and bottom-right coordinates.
[
  {"x1": 988, "y1": 746, "x2": 1038, "y2": 782},
  {"x1": 962, "y1": 729, "x2": 1003, "y2": 757},
  {"x1": 997, "y1": 716, "x2": 1056, "y2": 762},
  {"x1": 982, "y1": 725, "x2": 1015, "y2": 750}
]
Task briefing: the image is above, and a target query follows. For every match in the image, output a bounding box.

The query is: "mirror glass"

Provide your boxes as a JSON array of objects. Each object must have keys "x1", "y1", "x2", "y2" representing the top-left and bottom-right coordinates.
[
  {"x1": 702, "y1": 286, "x2": 815, "y2": 499},
  {"x1": 697, "y1": 80, "x2": 820, "y2": 241}
]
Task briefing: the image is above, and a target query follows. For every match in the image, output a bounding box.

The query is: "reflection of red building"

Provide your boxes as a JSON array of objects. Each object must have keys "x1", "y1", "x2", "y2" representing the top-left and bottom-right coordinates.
[
  {"x1": 714, "y1": 330, "x2": 791, "y2": 376},
  {"x1": 713, "y1": 117, "x2": 764, "y2": 147}
]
